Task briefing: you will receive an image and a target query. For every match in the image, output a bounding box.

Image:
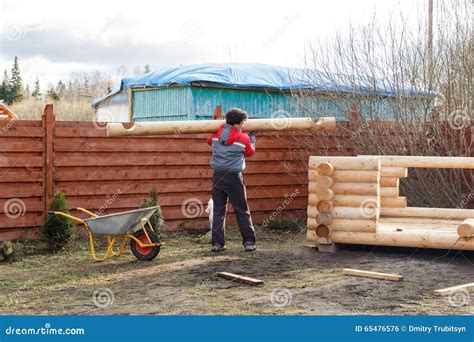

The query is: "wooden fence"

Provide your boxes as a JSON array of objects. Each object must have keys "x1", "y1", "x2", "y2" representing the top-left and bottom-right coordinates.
[
  {"x1": 0, "y1": 106, "x2": 353, "y2": 240},
  {"x1": 0, "y1": 105, "x2": 472, "y2": 241}
]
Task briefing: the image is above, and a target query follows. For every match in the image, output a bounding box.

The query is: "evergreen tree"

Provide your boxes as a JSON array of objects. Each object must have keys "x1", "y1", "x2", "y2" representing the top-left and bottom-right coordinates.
[
  {"x1": 46, "y1": 86, "x2": 59, "y2": 101},
  {"x1": 31, "y1": 77, "x2": 42, "y2": 99},
  {"x1": 0, "y1": 70, "x2": 12, "y2": 104},
  {"x1": 43, "y1": 192, "x2": 75, "y2": 251},
  {"x1": 9, "y1": 56, "x2": 24, "y2": 103}
]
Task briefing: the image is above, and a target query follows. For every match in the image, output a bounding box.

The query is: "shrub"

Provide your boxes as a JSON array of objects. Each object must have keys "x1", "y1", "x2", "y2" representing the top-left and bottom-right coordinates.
[
  {"x1": 140, "y1": 187, "x2": 164, "y2": 234},
  {"x1": 0, "y1": 241, "x2": 14, "y2": 261},
  {"x1": 42, "y1": 192, "x2": 75, "y2": 251}
]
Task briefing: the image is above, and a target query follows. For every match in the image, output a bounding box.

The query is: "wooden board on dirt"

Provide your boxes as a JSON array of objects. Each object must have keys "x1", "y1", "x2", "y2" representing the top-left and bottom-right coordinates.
[
  {"x1": 432, "y1": 282, "x2": 474, "y2": 296},
  {"x1": 342, "y1": 268, "x2": 403, "y2": 281},
  {"x1": 217, "y1": 272, "x2": 264, "y2": 286}
]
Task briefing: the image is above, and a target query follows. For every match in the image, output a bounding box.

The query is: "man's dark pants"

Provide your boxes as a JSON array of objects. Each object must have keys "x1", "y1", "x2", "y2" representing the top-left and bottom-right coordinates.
[{"x1": 211, "y1": 170, "x2": 256, "y2": 247}]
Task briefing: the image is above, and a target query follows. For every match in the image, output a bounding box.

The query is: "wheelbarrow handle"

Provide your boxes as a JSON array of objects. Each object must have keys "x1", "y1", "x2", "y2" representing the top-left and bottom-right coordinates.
[{"x1": 47, "y1": 210, "x2": 86, "y2": 224}]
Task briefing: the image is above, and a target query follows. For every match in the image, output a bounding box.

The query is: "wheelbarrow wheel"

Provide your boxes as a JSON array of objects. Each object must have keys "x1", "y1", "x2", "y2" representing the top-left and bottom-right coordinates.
[{"x1": 130, "y1": 229, "x2": 161, "y2": 261}]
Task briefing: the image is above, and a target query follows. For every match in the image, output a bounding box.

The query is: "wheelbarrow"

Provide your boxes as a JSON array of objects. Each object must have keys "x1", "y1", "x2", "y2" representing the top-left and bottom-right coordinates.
[{"x1": 48, "y1": 206, "x2": 163, "y2": 262}]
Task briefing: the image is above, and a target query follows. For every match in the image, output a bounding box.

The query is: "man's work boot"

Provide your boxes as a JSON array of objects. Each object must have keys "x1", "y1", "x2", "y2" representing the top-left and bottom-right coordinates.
[
  {"x1": 244, "y1": 242, "x2": 256, "y2": 252},
  {"x1": 211, "y1": 244, "x2": 226, "y2": 252}
]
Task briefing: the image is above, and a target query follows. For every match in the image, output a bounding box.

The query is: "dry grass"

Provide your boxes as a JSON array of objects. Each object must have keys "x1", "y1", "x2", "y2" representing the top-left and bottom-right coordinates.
[{"x1": 10, "y1": 99, "x2": 94, "y2": 121}]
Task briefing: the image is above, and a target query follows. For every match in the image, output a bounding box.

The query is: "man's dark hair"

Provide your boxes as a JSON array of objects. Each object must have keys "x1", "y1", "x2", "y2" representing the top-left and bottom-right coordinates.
[{"x1": 225, "y1": 108, "x2": 248, "y2": 125}]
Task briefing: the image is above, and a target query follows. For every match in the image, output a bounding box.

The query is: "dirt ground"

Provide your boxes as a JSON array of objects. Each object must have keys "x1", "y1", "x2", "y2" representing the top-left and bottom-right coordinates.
[{"x1": 0, "y1": 226, "x2": 472, "y2": 315}]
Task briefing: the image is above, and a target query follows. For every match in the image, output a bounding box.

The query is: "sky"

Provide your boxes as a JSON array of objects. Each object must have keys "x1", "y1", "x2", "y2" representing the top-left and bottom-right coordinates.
[{"x1": 0, "y1": 0, "x2": 430, "y2": 89}]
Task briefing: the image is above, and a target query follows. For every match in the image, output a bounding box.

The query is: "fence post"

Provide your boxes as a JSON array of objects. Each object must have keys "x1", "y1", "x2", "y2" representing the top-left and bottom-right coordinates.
[
  {"x1": 42, "y1": 104, "x2": 55, "y2": 213},
  {"x1": 213, "y1": 105, "x2": 222, "y2": 119}
]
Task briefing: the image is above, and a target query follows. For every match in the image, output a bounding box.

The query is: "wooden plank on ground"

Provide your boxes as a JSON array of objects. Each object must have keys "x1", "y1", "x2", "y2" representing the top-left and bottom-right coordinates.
[
  {"x1": 217, "y1": 272, "x2": 264, "y2": 286},
  {"x1": 432, "y1": 283, "x2": 474, "y2": 296},
  {"x1": 342, "y1": 268, "x2": 403, "y2": 281}
]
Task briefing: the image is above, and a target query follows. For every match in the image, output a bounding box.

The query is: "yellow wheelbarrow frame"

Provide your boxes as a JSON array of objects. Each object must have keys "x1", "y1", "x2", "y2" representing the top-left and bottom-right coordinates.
[{"x1": 49, "y1": 207, "x2": 163, "y2": 262}]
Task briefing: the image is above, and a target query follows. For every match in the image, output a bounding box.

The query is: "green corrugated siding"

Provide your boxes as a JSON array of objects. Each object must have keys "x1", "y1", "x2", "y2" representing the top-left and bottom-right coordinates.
[
  {"x1": 130, "y1": 86, "x2": 432, "y2": 122},
  {"x1": 132, "y1": 87, "x2": 192, "y2": 122},
  {"x1": 191, "y1": 87, "x2": 296, "y2": 120}
]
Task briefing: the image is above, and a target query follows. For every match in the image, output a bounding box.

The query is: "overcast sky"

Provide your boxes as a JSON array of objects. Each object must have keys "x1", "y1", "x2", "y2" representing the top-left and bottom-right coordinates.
[{"x1": 0, "y1": 0, "x2": 429, "y2": 88}]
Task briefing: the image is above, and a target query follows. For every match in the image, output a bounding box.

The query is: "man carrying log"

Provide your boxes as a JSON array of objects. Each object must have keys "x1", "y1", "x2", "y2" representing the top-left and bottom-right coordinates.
[{"x1": 207, "y1": 108, "x2": 257, "y2": 252}]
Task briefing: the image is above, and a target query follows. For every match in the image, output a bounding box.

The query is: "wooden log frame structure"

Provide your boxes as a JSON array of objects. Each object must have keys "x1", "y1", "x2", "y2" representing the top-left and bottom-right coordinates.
[{"x1": 307, "y1": 155, "x2": 474, "y2": 251}]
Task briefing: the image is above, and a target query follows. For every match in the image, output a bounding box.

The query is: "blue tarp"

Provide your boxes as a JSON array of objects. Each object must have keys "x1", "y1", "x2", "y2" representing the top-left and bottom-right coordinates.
[{"x1": 92, "y1": 63, "x2": 437, "y2": 107}]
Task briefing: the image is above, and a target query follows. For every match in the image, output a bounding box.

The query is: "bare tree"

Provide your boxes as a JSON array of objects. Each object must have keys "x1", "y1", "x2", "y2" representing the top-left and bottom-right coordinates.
[{"x1": 291, "y1": 0, "x2": 472, "y2": 208}]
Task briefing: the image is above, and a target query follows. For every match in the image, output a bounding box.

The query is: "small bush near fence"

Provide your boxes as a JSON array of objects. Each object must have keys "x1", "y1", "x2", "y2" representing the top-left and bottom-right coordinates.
[
  {"x1": 140, "y1": 187, "x2": 165, "y2": 234},
  {"x1": 42, "y1": 192, "x2": 75, "y2": 251}
]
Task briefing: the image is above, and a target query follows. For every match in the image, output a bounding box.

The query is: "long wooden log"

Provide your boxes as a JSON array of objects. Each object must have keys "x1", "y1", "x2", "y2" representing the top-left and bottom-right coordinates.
[
  {"x1": 332, "y1": 170, "x2": 378, "y2": 183},
  {"x1": 316, "y1": 188, "x2": 334, "y2": 201},
  {"x1": 309, "y1": 156, "x2": 380, "y2": 171},
  {"x1": 107, "y1": 117, "x2": 336, "y2": 136},
  {"x1": 380, "y1": 177, "x2": 399, "y2": 187},
  {"x1": 315, "y1": 224, "x2": 331, "y2": 238},
  {"x1": 316, "y1": 162, "x2": 334, "y2": 176},
  {"x1": 307, "y1": 205, "x2": 318, "y2": 218},
  {"x1": 316, "y1": 213, "x2": 333, "y2": 225},
  {"x1": 307, "y1": 217, "x2": 317, "y2": 230},
  {"x1": 381, "y1": 207, "x2": 474, "y2": 220},
  {"x1": 380, "y1": 187, "x2": 399, "y2": 197},
  {"x1": 308, "y1": 194, "x2": 318, "y2": 206},
  {"x1": 328, "y1": 231, "x2": 474, "y2": 250},
  {"x1": 329, "y1": 219, "x2": 377, "y2": 232},
  {"x1": 379, "y1": 156, "x2": 474, "y2": 169},
  {"x1": 332, "y1": 206, "x2": 378, "y2": 220},
  {"x1": 380, "y1": 167, "x2": 408, "y2": 178},
  {"x1": 333, "y1": 195, "x2": 378, "y2": 207},
  {"x1": 333, "y1": 183, "x2": 378, "y2": 196},
  {"x1": 316, "y1": 200, "x2": 334, "y2": 213},
  {"x1": 380, "y1": 196, "x2": 406, "y2": 208},
  {"x1": 307, "y1": 173, "x2": 334, "y2": 187},
  {"x1": 457, "y1": 219, "x2": 474, "y2": 237}
]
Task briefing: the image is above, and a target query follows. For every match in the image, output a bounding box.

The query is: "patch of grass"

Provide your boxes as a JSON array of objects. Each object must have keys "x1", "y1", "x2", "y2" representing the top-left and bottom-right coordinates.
[
  {"x1": 192, "y1": 233, "x2": 212, "y2": 244},
  {"x1": 263, "y1": 219, "x2": 301, "y2": 232}
]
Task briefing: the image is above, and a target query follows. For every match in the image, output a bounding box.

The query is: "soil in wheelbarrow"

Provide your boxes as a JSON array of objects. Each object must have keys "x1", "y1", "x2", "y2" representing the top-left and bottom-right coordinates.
[{"x1": 0, "y1": 226, "x2": 472, "y2": 315}]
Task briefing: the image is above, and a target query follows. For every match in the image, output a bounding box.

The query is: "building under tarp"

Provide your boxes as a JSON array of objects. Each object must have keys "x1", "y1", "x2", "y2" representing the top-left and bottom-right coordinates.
[{"x1": 92, "y1": 63, "x2": 437, "y2": 123}]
